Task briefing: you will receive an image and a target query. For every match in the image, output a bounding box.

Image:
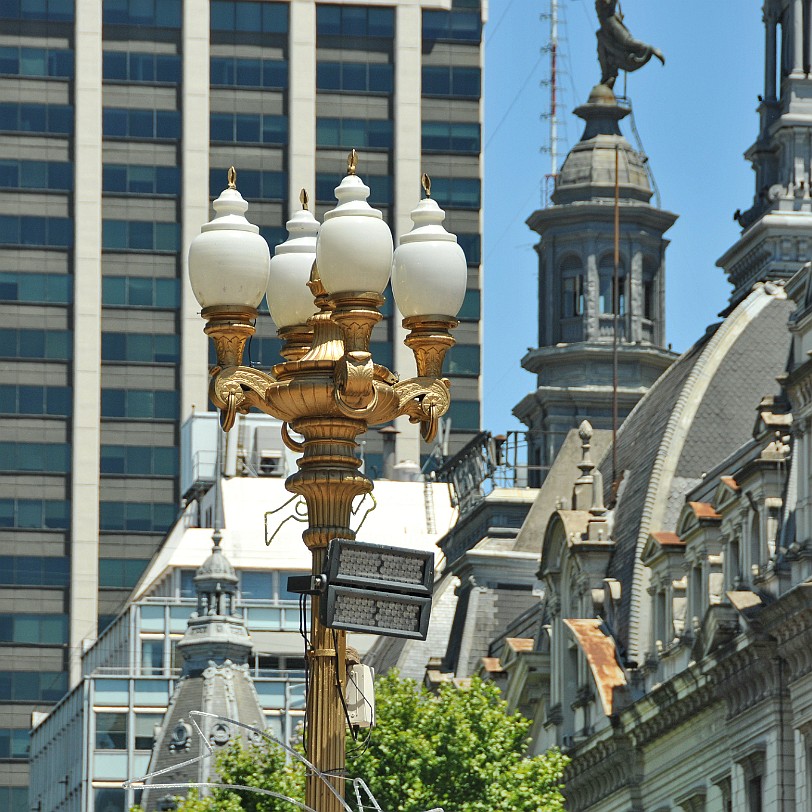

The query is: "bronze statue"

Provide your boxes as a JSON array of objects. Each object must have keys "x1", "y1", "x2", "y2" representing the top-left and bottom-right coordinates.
[{"x1": 595, "y1": 0, "x2": 664, "y2": 89}]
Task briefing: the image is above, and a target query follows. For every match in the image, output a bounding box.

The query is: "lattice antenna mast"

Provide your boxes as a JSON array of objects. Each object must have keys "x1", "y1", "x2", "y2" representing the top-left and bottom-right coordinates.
[{"x1": 540, "y1": 0, "x2": 566, "y2": 205}]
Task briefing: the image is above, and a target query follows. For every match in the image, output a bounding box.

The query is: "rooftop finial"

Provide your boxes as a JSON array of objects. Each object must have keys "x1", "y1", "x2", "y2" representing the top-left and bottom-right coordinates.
[
  {"x1": 227, "y1": 166, "x2": 237, "y2": 189},
  {"x1": 300, "y1": 188, "x2": 309, "y2": 211},
  {"x1": 347, "y1": 149, "x2": 358, "y2": 176},
  {"x1": 422, "y1": 173, "x2": 432, "y2": 199},
  {"x1": 577, "y1": 420, "x2": 595, "y2": 479}
]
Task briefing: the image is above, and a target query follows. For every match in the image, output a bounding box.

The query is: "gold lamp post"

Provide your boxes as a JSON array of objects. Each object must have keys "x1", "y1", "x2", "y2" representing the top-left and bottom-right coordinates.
[{"x1": 187, "y1": 152, "x2": 467, "y2": 812}]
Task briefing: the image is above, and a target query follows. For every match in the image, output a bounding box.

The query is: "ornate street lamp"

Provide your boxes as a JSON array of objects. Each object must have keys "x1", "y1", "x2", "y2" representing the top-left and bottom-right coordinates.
[{"x1": 188, "y1": 152, "x2": 467, "y2": 812}]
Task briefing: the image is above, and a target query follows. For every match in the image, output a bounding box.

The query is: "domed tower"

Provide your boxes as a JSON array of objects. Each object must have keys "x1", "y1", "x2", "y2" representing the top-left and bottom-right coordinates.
[
  {"x1": 515, "y1": 79, "x2": 677, "y2": 485},
  {"x1": 140, "y1": 532, "x2": 265, "y2": 811}
]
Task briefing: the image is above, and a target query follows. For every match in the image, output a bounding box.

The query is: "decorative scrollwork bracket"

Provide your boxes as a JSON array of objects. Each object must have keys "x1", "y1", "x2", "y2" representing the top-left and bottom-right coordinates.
[
  {"x1": 394, "y1": 376, "x2": 452, "y2": 443},
  {"x1": 210, "y1": 366, "x2": 276, "y2": 432}
]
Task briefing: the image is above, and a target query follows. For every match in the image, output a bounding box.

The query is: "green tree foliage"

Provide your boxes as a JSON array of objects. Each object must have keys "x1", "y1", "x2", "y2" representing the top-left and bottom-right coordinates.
[{"x1": 133, "y1": 671, "x2": 566, "y2": 812}]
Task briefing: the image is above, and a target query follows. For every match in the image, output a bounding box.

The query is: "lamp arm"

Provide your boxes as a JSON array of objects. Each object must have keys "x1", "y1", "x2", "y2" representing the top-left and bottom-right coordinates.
[
  {"x1": 394, "y1": 376, "x2": 452, "y2": 443},
  {"x1": 210, "y1": 366, "x2": 277, "y2": 431}
]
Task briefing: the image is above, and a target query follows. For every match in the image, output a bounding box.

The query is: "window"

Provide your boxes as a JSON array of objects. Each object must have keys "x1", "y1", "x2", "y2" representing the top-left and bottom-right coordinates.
[
  {"x1": 427, "y1": 177, "x2": 480, "y2": 209},
  {"x1": 423, "y1": 10, "x2": 481, "y2": 41},
  {"x1": 0, "y1": 614, "x2": 67, "y2": 643},
  {"x1": 210, "y1": 1, "x2": 288, "y2": 33},
  {"x1": 0, "y1": 159, "x2": 72, "y2": 191},
  {"x1": 102, "y1": 51, "x2": 180, "y2": 83},
  {"x1": 0, "y1": 499, "x2": 71, "y2": 530},
  {"x1": 241, "y1": 570, "x2": 273, "y2": 600},
  {"x1": 141, "y1": 640, "x2": 164, "y2": 675},
  {"x1": 316, "y1": 5, "x2": 394, "y2": 38},
  {"x1": 1, "y1": 0, "x2": 74, "y2": 21},
  {"x1": 316, "y1": 173, "x2": 391, "y2": 205},
  {"x1": 99, "y1": 501, "x2": 177, "y2": 532},
  {"x1": 0, "y1": 671, "x2": 67, "y2": 701},
  {"x1": 422, "y1": 66, "x2": 480, "y2": 98},
  {"x1": 102, "y1": 332, "x2": 179, "y2": 363},
  {"x1": 748, "y1": 775, "x2": 763, "y2": 812},
  {"x1": 0, "y1": 103, "x2": 73, "y2": 134},
  {"x1": 0, "y1": 555, "x2": 70, "y2": 585},
  {"x1": 0, "y1": 272, "x2": 71, "y2": 304},
  {"x1": 210, "y1": 56, "x2": 287, "y2": 88},
  {"x1": 0, "y1": 729, "x2": 29, "y2": 759},
  {"x1": 99, "y1": 559, "x2": 150, "y2": 588},
  {"x1": 0, "y1": 216, "x2": 72, "y2": 247},
  {"x1": 422, "y1": 121, "x2": 480, "y2": 153},
  {"x1": 316, "y1": 117, "x2": 392, "y2": 149},
  {"x1": 101, "y1": 388, "x2": 178, "y2": 419},
  {"x1": 0, "y1": 46, "x2": 73, "y2": 77},
  {"x1": 644, "y1": 278, "x2": 656, "y2": 320},
  {"x1": 101, "y1": 445, "x2": 178, "y2": 476},
  {"x1": 446, "y1": 399, "x2": 480, "y2": 431},
  {"x1": 95, "y1": 712, "x2": 127, "y2": 750},
  {"x1": 0, "y1": 384, "x2": 71, "y2": 416},
  {"x1": 103, "y1": 277, "x2": 179, "y2": 308},
  {"x1": 103, "y1": 0, "x2": 181, "y2": 27},
  {"x1": 0, "y1": 442, "x2": 70, "y2": 473},
  {"x1": 210, "y1": 168, "x2": 285, "y2": 201},
  {"x1": 458, "y1": 289, "x2": 480, "y2": 320},
  {"x1": 102, "y1": 220, "x2": 179, "y2": 251},
  {"x1": 0, "y1": 787, "x2": 27, "y2": 812},
  {"x1": 317, "y1": 61, "x2": 393, "y2": 94},
  {"x1": 210, "y1": 112, "x2": 287, "y2": 144},
  {"x1": 215, "y1": 336, "x2": 282, "y2": 367},
  {"x1": 134, "y1": 713, "x2": 161, "y2": 750},
  {"x1": 103, "y1": 164, "x2": 179, "y2": 196},
  {"x1": 599, "y1": 259, "x2": 625, "y2": 315},
  {"x1": 562, "y1": 275, "x2": 583, "y2": 318},
  {"x1": 103, "y1": 108, "x2": 180, "y2": 140},
  {"x1": 457, "y1": 233, "x2": 481, "y2": 264},
  {"x1": 446, "y1": 344, "x2": 479, "y2": 376},
  {"x1": 0, "y1": 328, "x2": 71, "y2": 359}
]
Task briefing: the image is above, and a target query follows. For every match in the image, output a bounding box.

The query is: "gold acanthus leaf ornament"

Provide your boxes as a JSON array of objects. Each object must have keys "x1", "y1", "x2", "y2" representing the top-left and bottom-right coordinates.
[{"x1": 394, "y1": 377, "x2": 451, "y2": 443}]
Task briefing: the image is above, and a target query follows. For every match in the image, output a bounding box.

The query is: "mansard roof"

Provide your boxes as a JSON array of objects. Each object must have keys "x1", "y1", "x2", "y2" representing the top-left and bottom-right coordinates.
[{"x1": 598, "y1": 283, "x2": 793, "y2": 660}]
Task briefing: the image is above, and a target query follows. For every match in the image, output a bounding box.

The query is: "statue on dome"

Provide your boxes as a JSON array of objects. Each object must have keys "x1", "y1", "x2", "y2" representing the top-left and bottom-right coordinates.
[{"x1": 595, "y1": 0, "x2": 664, "y2": 90}]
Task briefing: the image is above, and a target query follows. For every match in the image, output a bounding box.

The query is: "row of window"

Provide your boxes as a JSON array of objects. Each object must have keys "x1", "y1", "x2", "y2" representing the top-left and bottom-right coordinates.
[
  {"x1": 0, "y1": 215, "x2": 72, "y2": 247},
  {"x1": 99, "y1": 558, "x2": 150, "y2": 589},
  {"x1": 423, "y1": 10, "x2": 482, "y2": 42},
  {"x1": 99, "y1": 501, "x2": 176, "y2": 533},
  {"x1": 0, "y1": 442, "x2": 70, "y2": 473},
  {"x1": 317, "y1": 5, "x2": 393, "y2": 38},
  {"x1": 0, "y1": 384, "x2": 71, "y2": 416},
  {"x1": 101, "y1": 444, "x2": 178, "y2": 476},
  {"x1": 103, "y1": 276, "x2": 179, "y2": 308},
  {"x1": 0, "y1": 159, "x2": 72, "y2": 191},
  {"x1": 210, "y1": 168, "x2": 285, "y2": 201},
  {"x1": 103, "y1": 163, "x2": 179, "y2": 196},
  {"x1": 0, "y1": 614, "x2": 67, "y2": 644},
  {"x1": 0, "y1": 556, "x2": 70, "y2": 585},
  {"x1": 95, "y1": 711, "x2": 160, "y2": 751},
  {"x1": 240, "y1": 570, "x2": 310, "y2": 602},
  {"x1": 0, "y1": 728, "x2": 29, "y2": 760},
  {"x1": 1, "y1": 0, "x2": 72, "y2": 22},
  {"x1": 560, "y1": 273, "x2": 652, "y2": 318},
  {"x1": 0, "y1": 500, "x2": 70, "y2": 532},
  {"x1": 103, "y1": 107, "x2": 180, "y2": 140},
  {"x1": 429, "y1": 177, "x2": 481, "y2": 209},
  {"x1": 446, "y1": 398, "x2": 479, "y2": 431},
  {"x1": 423, "y1": 121, "x2": 480, "y2": 153},
  {"x1": 0, "y1": 671, "x2": 68, "y2": 702},
  {"x1": 211, "y1": 0, "x2": 287, "y2": 34},
  {"x1": 210, "y1": 112, "x2": 286, "y2": 144},
  {"x1": 316, "y1": 117, "x2": 392, "y2": 150},
  {"x1": 0, "y1": 788, "x2": 25, "y2": 812},
  {"x1": 423, "y1": 66, "x2": 480, "y2": 99},
  {"x1": 445, "y1": 344, "x2": 479, "y2": 377},
  {"x1": 0, "y1": 329, "x2": 71, "y2": 360},
  {"x1": 103, "y1": 220, "x2": 179, "y2": 252},
  {"x1": 102, "y1": 332, "x2": 179, "y2": 363},
  {"x1": 216, "y1": 336, "x2": 282, "y2": 368},
  {"x1": 103, "y1": 51, "x2": 180, "y2": 84},
  {"x1": 459, "y1": 288, "x2": 480, "y2": 320},
  {"x1": 0, "y1": 272, "x2": 71, "y2": 303},
  {"x1": 211, "y1": 55, "x2": 287, "y2": 89},
  {"x1": 104, "y1": 0, "x2": 180, "y2": 28},
  {"x1": 315, "y1": 173, "x2": 391, "y2": 205},
  {"x1": 317, "y1": 61, "x2": 393, "y2": 94},
  {"x1": 0, "y1": 103, "x2": 72, "y2": 134},
  {"x1": 101, "y1": 388, "x2": 178, "y2": 419},
  {"x1": 0, "y1": 46, "x2": 73, "y2": 78}
]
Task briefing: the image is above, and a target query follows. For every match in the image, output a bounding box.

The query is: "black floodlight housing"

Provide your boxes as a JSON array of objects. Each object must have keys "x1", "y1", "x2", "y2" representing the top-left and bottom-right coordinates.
[{"x1": 319, "y1": 538, "x2": 434, "y2": 640}]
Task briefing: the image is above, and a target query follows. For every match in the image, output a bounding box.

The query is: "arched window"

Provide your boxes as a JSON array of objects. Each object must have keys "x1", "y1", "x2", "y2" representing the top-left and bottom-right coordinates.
[
  {"x1": 642, "y1": 256, "x2": 659, "y2": 320},
  {"x1": 559, "y1": 255, "x2": 583, "y2": 318},
  {"x1": 598, "y1": 256, "x2": 625, "y2": 315}
]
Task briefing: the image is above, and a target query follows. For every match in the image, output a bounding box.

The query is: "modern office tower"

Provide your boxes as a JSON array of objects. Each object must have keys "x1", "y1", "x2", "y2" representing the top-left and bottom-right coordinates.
[{"x1": 0, "y1": 0, "x2": 483, "y2": 804}]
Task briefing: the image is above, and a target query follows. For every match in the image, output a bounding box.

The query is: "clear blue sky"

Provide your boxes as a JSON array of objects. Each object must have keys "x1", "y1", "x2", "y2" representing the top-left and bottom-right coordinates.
[{"x1": 482, "y1": 1, "x2": 763, "y2": 432}]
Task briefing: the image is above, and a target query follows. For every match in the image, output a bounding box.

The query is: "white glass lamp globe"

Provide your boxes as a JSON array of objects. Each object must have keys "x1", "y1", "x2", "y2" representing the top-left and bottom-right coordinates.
[
  {"x1": 188, "y1": 173, "x2": 271, "y2": 310},
  {"x1": 391, "y1": 194, "x2": 467, "y2": 318},
  {"x1": 267, "y1": 203, "x2": 321, "y2": 328},
  {"x1": 315, "y1": 161, "x2": 393, "y2": 295}
]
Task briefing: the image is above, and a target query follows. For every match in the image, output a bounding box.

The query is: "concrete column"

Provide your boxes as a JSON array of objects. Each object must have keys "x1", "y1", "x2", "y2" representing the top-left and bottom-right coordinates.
[
  {"x1": 766, "y1": 12, "x2": 777, "y2": 98},
  {"x1": 288, "y1": 0, "x2": 317, "y2": 212},
  {"x1": 794, "y1": 0, "x2": 805, "y2": 74},
  {"x1": 393, "y1": 0, "x2": 423, "y2": 465},
  {"x1": 70, "y1": 0, "x2": 103, "y2": 686},
  {"x1": 180, "y1": 0, "x2": 211, "y2": 420}
]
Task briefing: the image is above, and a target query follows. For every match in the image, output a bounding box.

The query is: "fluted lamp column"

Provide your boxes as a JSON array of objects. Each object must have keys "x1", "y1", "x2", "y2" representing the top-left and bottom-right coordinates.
[{"x1": 188, "y1": 156, "x2": 468, "y2": 812}]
